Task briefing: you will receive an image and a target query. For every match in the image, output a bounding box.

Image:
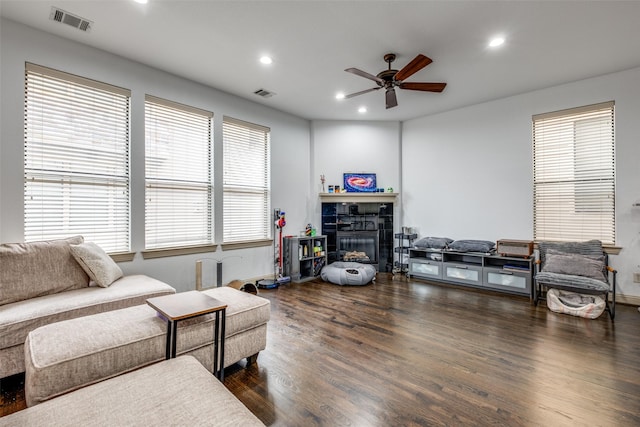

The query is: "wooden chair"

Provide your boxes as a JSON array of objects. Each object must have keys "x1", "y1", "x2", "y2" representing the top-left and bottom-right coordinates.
[{"x1": 533, "y1": 240, "x2": 616, "y2": 320}]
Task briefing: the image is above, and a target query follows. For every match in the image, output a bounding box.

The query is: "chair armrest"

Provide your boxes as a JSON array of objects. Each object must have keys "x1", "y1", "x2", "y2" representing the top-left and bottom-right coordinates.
[
  {"x1": 606, "y1": 265, "x2": 617, "y2": 274},
  {"x1": 534, "y1": 259, "x2": 541, "y2": 274}
]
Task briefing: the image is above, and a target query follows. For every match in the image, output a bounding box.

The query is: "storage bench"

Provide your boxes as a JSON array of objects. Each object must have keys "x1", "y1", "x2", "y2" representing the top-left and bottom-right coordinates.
[{"x1": 24, "y1": 287, "x2": 270, "y2": 406}]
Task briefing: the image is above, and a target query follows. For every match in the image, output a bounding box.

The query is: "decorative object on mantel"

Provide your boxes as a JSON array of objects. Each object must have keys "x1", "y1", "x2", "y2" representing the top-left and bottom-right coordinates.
[
  {"x1": 344, "y1": 172, "x2": 377, "y2": 192},
  {"x1": 320, "y1": 174, "x2": 325, "y2": 192}
]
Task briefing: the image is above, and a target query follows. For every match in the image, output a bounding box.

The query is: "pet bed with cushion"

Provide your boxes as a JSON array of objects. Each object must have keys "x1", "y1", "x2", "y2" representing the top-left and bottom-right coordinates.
[{"x1": 321, "y1": 262, "x2": 376, "y2": 286}]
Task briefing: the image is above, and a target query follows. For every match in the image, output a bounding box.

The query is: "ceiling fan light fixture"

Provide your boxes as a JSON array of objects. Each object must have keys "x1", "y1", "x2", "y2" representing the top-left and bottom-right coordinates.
[{"x1": 489, "y1": 37, "x2": 505, "y2": 48}]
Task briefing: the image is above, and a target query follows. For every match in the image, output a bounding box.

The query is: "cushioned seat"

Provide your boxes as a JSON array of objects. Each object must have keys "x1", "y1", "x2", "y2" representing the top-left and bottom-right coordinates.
[
  {"x1": 535, "y1": 271, "x2": 610, "y2": 293},
  {"x1": 25, "y1": 287, "x2": 270, "y2": 406},
  {"x1": 1, "y1": 356, "x2": 264, "y2": 426},
  {"x1": 0, "y1": 275, "x2": 175, "y2": 350},
  {"x1": 321, "y1": 262, "x2": 376, "y2": 286}
]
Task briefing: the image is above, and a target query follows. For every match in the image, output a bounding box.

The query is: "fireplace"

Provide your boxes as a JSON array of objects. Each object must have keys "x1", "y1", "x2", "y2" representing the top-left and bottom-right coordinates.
[
  {"x1": 336, "y1": 230, "x2": 378, "y2": 264},
  {"x1": 321, "y1": 199, "x2": 394, "y2": 271}
]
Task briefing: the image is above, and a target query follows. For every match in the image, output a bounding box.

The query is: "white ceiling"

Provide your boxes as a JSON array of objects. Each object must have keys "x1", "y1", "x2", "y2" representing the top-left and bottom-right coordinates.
[{"x1": 2, "y1": 1, "x2": 640, "y2": 121}]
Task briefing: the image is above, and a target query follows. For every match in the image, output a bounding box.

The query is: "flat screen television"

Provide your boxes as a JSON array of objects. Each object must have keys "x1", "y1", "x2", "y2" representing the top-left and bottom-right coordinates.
[{"x1": 343, "y1": 173, "x2": 377, "y2": 192}]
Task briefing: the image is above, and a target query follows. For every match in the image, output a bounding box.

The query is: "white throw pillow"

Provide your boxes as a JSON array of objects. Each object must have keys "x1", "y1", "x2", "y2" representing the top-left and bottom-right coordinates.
[{"x1": 70, "y1": 242, "x2": 123, "y2": 287}]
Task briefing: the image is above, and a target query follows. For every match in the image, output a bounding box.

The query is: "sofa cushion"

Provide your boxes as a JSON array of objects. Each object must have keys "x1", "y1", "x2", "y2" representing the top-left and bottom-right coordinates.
[
  {"x1": 70, "y1": 241, "x2": 123, "y2": 287},
  {"x1": 414, "y1": 237, "x2": 453, "y2": 250},
  {"x1": 201, "y1": 287, "x2": 271, "y2": 336},
  {"x1": 542, "y1": 251, "x2": 606, "y2": 282},
  {"x1": 7, "y1": 356, "x2": 265, "y2": 426},
  {"x1": 448, "y1": 239, "x2": 495, "y2": 253},
  {"x1": 535, "y1": 271, "x2": 610, "y2": 294},
  {"x1": 0, "y1": 275, "x2": 175, "y2": 349},
  {"x1": 0, "y1": 236, "x2": 89, "y2": 306}
]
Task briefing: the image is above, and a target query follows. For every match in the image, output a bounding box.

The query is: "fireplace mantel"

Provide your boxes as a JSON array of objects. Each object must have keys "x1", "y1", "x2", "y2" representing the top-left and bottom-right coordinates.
[{"x1": 319, "y1": 193, "x2": 398, "y2": 203}]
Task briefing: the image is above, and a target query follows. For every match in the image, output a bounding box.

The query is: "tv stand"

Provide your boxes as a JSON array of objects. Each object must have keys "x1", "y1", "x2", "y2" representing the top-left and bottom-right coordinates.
[{"x1": 408, "y1": 248, "x2": 533, "y2": 299}]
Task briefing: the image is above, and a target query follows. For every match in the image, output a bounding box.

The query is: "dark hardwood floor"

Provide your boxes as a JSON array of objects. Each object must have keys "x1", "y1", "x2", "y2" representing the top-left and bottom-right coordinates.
[
  {"x1": 226, "y1": 275, "x2": 640, "y2": 426},
  {"x1": 3, "y1": 274, "x2": 640, "y2": 425}
]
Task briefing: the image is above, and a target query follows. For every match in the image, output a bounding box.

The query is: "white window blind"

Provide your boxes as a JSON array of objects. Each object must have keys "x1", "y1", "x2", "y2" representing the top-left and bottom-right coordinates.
[
  {"x1": 145, "y1": 95, "x2": 213, "y2": 249},
  {"x1": 533, "y1": 101, "x2": 615, "y2": 245},
  {"x1": 223, "y1": 117, "x2": 271, "y2": 243},
  {"x1": 24, "y1": 63, "x2": 131, "y2": 252}
]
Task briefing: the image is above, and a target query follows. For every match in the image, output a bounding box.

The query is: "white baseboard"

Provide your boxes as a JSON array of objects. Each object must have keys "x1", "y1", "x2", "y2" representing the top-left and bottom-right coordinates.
[{"x1": 616, "y1": 294, "x2": 640, "y2": 306}]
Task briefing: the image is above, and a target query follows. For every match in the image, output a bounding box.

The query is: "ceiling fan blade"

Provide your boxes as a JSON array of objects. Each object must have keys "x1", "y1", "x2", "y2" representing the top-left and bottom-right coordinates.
[
  {"x1": 345, "y1": 68, "x2": 384, "y2": 84},
  {"x1": 394, "y1": 54, "x2": 433, "y2": 82},
  {"x1": 344, "y1": 87, "x2": 381, "y2": 99},
  {"x1": 385, "y1": 88, "x2": 398, "y2": 109},
  {"x1": 399, "y1": 82, "x2": 447, "y2": 92}
]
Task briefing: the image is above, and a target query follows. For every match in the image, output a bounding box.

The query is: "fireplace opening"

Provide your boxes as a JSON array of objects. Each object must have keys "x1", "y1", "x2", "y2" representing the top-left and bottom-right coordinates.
[{"x1": 337, "y1": 230, "x2": 378, "y2": 264}]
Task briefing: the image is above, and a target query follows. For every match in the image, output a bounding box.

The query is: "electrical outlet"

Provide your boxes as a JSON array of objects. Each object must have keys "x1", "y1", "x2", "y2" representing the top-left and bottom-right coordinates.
[{"x1": 634, "y1": 272, "x2": 640, "y2": 283}]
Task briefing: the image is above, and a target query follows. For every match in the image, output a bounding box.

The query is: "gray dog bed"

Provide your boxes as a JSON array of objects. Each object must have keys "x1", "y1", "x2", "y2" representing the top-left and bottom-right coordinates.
[{"x1": 321, "y1": 262, "x2": 376, "y2": 286}]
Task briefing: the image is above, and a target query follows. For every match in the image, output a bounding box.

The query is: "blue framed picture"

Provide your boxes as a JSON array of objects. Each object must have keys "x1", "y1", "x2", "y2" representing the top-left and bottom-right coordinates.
[{"x1": 343, "y1": 173, "x2": 377, "y2": 192}]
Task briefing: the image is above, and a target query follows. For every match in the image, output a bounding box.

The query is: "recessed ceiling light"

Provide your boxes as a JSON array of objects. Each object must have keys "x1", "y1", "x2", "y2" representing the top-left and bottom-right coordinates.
[
  {"x1": 489, "y1": 37, "x2": 505, "y2": 48},
  {"x1": 259, "y1": 56, "x2": 273, "y2": 65},
  {"x1": 358, "y1": 106, "x2": 367, "y2": 113},
  {"x1": 133, "y1": 0, "x2": 148, "y2": 4},
  {"x1": 335, "y1": 92, "x2": 345, "y2": 100}
]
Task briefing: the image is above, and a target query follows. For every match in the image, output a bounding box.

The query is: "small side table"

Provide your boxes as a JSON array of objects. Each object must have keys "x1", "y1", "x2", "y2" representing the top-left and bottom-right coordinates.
[{"x1": 146, "y1": 291, "x2": 227, "y2": 380}]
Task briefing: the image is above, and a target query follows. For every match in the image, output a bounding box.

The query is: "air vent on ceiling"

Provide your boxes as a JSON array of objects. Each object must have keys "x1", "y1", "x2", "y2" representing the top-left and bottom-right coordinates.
[
  {"x1": 254, "y1": 89, "x2": 276, "y2": 98},
  {"x1": 49, "y1": 7, "x2": 93, "y2": 32}
]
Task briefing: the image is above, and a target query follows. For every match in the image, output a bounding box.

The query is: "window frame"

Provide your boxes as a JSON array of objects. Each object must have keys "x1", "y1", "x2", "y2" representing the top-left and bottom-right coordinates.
[
  {"x1": 23, "y1": 62, "x2": 132, "y2": 255},
  {"x1": 221, "y1": 116, "x2": 271, "y2": 246},
  {"x1": 532, "y1": 101, "x2": 616, "y2": 246},
  {"x1": 142, "y1": 95, "x2": 214, "y2": 255}
]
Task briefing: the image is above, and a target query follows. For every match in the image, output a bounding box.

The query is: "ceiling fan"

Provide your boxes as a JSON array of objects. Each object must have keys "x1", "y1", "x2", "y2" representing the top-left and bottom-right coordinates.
[{"x1": 344, "y1": 53, "x2": 446, "y2": 109}]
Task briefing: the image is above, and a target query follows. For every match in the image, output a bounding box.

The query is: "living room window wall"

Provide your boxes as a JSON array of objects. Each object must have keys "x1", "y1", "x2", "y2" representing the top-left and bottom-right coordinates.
[
  {"x1": 144, "y1": 95, "x2": 213, "y2": 251},
  {"x1": 533, "y1": 101, "x2": 616, "y2": 245},
  {"x1": 222, "y1": 117, "x2": 271, "y2": 246},
  {"x1": 23, "y1": 63, "x2": 131, "y2": 253}
]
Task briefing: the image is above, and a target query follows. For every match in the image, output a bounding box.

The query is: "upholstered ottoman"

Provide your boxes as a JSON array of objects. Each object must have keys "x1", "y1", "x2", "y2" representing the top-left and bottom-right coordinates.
[
  {"x1": 1, "y1": 356, "x2": 264, "y2": 426},
  {"x1": 24, "y1": 287, "x2": 270, "y2": 406}
]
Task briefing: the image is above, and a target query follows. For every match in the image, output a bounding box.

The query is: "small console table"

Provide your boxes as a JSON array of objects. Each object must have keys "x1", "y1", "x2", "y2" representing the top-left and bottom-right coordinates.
[
  {"x1": 408, "y1": 248, "x2": 534, "y2": 299},
  {"x1": 147, "y1": 291, "x2": 227, "y2": 380}
]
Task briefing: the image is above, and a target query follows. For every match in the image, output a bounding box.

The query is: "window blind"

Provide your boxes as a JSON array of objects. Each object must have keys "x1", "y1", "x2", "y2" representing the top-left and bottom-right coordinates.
[
  {"x1": 24, "y1": 63, "x2": 131, "y2": 252},
  {"x1": 223, "y1": 117, "x2": 271, "y2": 243},
  {"x1": 533, "y1": 101, "x2": 615, "y2": 245},
  {"x1": 145, "y1": 95, "x2": 213, "y2": 249}
]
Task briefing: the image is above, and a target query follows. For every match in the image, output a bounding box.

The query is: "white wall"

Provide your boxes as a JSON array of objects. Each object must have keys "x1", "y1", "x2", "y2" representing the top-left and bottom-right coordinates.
[
  {"x1": 4, "y1": 18, "x2": 640, "y2": 300},
  {"x1": 403, "y1": 66, "x2": 640, "y2": 300},
  {"x1": 310, "y1": 120, "x2": 401, "y2": 225},
  {"x1": 0, "y1": 19, "x2": 311, "y2": 292}
]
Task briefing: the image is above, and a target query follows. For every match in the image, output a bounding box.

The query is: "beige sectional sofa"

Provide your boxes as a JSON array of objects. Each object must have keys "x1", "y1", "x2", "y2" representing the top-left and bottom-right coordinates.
[{"x1": 0, "y1": 236, "x2": 176, "y2": 379}]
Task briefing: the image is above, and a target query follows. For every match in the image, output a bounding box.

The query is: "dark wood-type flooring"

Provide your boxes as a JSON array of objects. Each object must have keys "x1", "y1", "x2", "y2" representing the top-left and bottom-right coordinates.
[{"x1": 3, "y1": 274, "x2": 640, "y2": 426}]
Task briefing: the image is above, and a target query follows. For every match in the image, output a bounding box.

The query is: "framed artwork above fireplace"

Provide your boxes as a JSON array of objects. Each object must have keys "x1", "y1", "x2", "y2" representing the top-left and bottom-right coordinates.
[{"x1": 343, "y1": 173, "x2": 377, "y2": 192}]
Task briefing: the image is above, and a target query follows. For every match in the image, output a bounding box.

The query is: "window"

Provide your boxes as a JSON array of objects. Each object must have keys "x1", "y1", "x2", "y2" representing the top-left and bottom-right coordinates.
[
  {"x1": 533, "y1": 101, "x2": 615, "y2": 245},
  {"x1": 145, "y1": 95, "x2": 213, "y2": 250},
  {"x1": 24, "y1": 63, "x2": 130, "y2": 252},
  {"x1": 223, "y1": 117, "x2": 271, "y2": 243}
]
